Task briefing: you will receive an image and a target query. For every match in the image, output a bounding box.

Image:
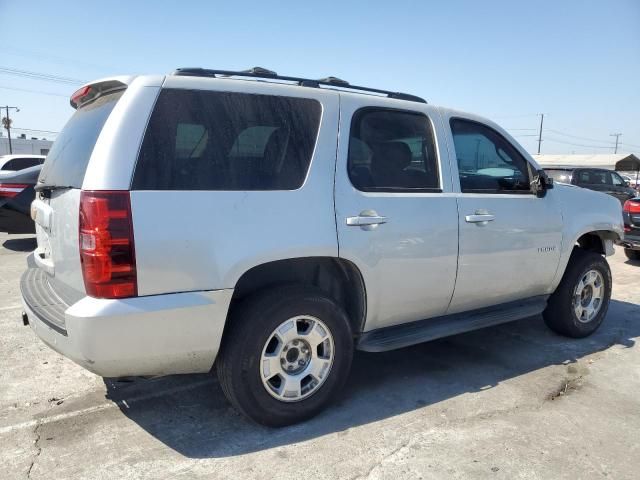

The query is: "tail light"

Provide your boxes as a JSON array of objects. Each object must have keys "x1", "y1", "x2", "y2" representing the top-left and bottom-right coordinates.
[
  {"x1": 79, "y1": 191, "x2": 137, "y2": 299},
  {"x1": 0, "y1": 183, "x2": 28, "y2": 198},
  {"x1": 623, "y1": 199, "x2": 640, "y2": 214}
]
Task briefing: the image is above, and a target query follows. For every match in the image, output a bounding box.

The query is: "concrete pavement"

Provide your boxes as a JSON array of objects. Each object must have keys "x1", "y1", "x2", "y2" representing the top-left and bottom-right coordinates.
[{"x1": 1, "y1": 232, "x2": 639, "y2": 479}]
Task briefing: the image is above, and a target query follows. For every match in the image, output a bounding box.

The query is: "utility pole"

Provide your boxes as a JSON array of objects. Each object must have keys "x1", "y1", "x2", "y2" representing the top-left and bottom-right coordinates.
[
  {"x1": 1, "y1": 106, "x2": 20, "y2": 154},
  {"x1": 537, "y1": 113, "x2": 544, "y2": 154},
  {"x1": 610, "y1": 133, "x2": 622, "y2": 154}
]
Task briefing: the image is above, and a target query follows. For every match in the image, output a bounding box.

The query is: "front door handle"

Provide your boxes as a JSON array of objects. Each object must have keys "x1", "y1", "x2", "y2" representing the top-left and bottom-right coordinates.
[
  {"x1": 465, "y1": 210, "x2": 495, "y2": 224},
  {"x1": 346, "y1": 210, "x2": 387, "y2": 230}
]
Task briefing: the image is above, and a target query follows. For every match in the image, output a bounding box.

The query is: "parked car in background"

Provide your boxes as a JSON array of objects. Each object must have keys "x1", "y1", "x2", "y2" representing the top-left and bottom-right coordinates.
[
  {"x1": 0, "y1": 165, "x2": 40, "y2": 234},
  {"x1": 544, "y1": 167, "x2": 638, "y2": 205},
  {"x1": 0, "y1": 155, "x2": 45, "y2": 178},
  {"x1": 621, "y1": 173, "x2": 640, "y2": 189},
  {"x1": 21, "y1": 68, "x2": 623, "y2": 426},
  {"x1": 620, "y1": 197, "x2": 640, "y2": 261}
]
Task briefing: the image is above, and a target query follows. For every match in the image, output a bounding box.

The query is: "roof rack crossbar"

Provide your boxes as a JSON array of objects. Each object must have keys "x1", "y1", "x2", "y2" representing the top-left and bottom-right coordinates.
[{"x1": 172, "y1": 67, "x2": 427, "y2": 104}]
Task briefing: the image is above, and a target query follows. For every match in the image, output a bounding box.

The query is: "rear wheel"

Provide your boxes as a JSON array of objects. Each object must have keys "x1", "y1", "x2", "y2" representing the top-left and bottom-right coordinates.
[
  {"x1": 624, "y1": 248, "x2": 640, "y2": 261},
  {"x1": 216, "y1": 285, "x2": 353, "y2": 427},
  {"x1": 543, "y1": 249, "x2": 611, "y2": 338}
]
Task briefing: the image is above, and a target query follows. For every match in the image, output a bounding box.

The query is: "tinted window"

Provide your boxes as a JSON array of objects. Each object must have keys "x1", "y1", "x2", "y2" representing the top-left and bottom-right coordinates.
[
  {"x1": 451, "y1": 119, "x2": 531, "y2": 193},
  {"x1": 576, "y1": 170, "x2": 610, "y2": 185},
  {"x1": 2, "y1": 157, "x2": 42, "y2": 170},
  {"x1": 545, "y1": 169, "x2": 573, "y2": 184},
  {"x1": 133, "y1": 89, "x2": 322, "y2": 190},
  {"x1": 348, "y1": 109, "x2": 439, "y2": 191},
  {"x1": 611, "y1": 172, "x2": 625, "y2": 186},
  {"x1": 574, "y1": 170, "x2": 590, "y2": 185},
  {"x1": 39, "y1": 91, "x2": 123, "y2": 188}
]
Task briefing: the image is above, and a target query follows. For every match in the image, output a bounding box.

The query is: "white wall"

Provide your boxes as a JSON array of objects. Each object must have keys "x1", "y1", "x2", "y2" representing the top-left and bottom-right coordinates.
[{"x1": 0, "y1": 137, "x2": 53, "y2": 155}]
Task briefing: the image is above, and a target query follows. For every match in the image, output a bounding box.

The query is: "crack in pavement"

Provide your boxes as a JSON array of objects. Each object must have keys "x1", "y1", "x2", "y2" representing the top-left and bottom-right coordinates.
[
  {"x1": 351, "y1": 438, "x2": 413, "y2": 480},
  {"x1": 26, "y1": 420, "x2": 41, "y2": 479}
]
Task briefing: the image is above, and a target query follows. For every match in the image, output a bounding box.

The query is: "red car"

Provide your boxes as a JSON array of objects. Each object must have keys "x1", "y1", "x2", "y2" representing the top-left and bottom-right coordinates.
[{"x1": 620, "y1": 197, "x2": 640, "y2": 261}]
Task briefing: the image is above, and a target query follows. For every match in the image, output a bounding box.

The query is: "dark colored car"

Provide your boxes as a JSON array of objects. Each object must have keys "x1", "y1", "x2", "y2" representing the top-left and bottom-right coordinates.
[
  {"x1": 544, "y1": 167, "x2": 638, "y2": 205},
  {"x1": 0, "y1": 165, "x2": 40, "y2": 234},
  {"x1": 620, "y1": 197, "x2": 640, "y2": 261}
]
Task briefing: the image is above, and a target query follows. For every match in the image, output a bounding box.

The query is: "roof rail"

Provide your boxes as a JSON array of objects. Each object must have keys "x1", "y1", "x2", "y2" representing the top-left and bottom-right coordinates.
[{"x1": 171, "y1": 67, "x2": 427, "y2": 104}]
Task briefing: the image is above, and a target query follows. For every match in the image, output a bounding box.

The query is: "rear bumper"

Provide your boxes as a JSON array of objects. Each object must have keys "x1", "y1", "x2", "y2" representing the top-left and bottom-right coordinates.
[
  {"x1": 617, "y1": 231, "x2": 640, "y2": 250},
  {"x1": 21, "y1": 267, "x2": 233, "y2": 377}
]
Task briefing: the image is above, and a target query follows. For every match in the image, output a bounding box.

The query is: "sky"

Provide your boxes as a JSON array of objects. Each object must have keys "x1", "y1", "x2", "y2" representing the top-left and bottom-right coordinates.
[{"x1": 0, "y1": 0, "x2": 638, "y2": 155}]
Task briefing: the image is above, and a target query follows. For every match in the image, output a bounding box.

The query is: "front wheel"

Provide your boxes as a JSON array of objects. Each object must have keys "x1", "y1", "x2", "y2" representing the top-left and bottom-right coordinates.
[
  {"x1": 216, "y1": 285, "x2": 354, "y2": 427},
  {"x1": 543, "y1": 249, "x2": 612, "y2": 338}
]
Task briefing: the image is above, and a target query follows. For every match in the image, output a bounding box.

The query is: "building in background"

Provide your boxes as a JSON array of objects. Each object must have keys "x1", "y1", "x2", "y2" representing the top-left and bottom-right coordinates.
[
  {"x1": 533, "y1": 153, "x2": 640, "y2": 172},
  {"x1": 0, "y1": 134, "x2": 53, "y2": 156}
]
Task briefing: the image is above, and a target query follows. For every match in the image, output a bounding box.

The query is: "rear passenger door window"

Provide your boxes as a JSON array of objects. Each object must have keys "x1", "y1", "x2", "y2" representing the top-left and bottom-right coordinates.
[
  {"x1": 348, "y1": 109, "x2": 440, "y2": 191},
  {"x1": 450, "y1": 119, "x2": 532, "y2": 194},
  {"x1": 133, "y1": 90, "x2": 322, "y2": 190}
]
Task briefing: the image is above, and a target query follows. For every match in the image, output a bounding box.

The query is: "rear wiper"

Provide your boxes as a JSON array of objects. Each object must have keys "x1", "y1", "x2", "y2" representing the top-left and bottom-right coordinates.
[{"x1": 34, "y1": 184, "x2": 74, "y2": 193}]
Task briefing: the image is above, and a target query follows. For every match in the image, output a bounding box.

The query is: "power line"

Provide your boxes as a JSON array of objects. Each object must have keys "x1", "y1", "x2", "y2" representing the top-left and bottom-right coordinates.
[
  {"x1": 0, "y1": 67, "x2": 86, "y2": 85},
  {"x1": 546, "y1": 128, "x2": 616, "y2": 145},
  {"x1": 5, "y1": 46, "x2": 111, "y2": 73},
  {"x1": 489, "y1": 113, "x2": 540, "y2": 119},
  {"x1": 0, "y1": 85, "x2": 68, "y2": 97},
  {"x1": 11, "y1": 127, "x2": 60, "y2": 134},
  {"x1": 544, "y1": 136, "x2": 615, "y2": 149}
]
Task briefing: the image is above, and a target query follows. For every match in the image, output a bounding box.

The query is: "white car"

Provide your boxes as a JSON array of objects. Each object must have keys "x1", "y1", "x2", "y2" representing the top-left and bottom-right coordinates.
[
  {"x1": 0, "y1": 154, "x2": 45, "y2": 178},
  {"x1": 21, "y1": 68, "x2": 624, "y2": 426}
]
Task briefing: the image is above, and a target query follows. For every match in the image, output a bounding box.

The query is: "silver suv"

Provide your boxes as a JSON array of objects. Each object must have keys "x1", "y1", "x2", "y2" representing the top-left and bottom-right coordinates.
[{"x1": 21, "y1": 68, "x2": 624, "y2": 426}]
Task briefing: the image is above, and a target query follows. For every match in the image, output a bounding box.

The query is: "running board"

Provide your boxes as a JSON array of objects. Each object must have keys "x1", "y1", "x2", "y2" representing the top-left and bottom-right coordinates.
[{"x1": 357, "y1": 296, "x2": 549, "y2": 352}]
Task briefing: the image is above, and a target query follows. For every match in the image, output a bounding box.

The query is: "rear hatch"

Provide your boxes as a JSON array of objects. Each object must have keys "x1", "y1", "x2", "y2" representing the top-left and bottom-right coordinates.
[{"x1": 32, "y1": 85, "x2": 126, "y2": 299}]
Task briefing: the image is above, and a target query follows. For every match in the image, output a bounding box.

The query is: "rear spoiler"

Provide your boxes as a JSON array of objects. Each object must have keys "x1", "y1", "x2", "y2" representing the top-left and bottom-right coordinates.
[{"x1": 70, "y1": 76, "x2": 135, "y2": 109}]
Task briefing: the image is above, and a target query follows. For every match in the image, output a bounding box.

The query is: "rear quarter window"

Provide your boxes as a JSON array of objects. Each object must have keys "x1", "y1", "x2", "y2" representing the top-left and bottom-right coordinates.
[
  {"x1": 38, "y1": 91, "x2": 123, "y2": 188},
  {"x1": 132, "y1": 89, "x2": 322, "y2": 191}
]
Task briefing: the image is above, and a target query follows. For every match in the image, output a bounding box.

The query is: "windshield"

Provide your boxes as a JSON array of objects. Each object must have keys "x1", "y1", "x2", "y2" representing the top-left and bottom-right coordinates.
[{"x1": 38, "y1": 91, "x2": 124, "y2": 188}]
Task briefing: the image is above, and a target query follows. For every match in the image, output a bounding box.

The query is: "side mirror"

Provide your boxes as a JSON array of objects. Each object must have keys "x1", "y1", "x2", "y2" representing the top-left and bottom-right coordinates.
[{"x1": 532, "y1": 169, "x2": 553, "y2": 197}]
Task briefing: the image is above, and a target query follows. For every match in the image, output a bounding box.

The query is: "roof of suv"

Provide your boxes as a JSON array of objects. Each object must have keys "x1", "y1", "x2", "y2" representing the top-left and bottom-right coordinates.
[{"x1": 171, "y1": 67, "x2": 428, "y2": 104}]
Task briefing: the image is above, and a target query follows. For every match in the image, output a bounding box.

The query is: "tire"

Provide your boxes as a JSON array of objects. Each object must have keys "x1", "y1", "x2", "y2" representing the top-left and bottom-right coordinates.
[
  {"x1": 543, "y1": 249, "x2": 611, "y2": 338},
  {"x1": 624, "y1": 248, "x2": 640, "y2": 261},
  {"x1": 216, "y1": 285, "x2": 354, "y2": 427}
]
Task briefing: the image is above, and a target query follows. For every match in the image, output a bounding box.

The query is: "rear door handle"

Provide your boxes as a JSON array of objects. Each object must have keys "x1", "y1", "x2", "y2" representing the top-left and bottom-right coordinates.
[
  {"x1": 465, "y1": 212, "x2": 495, "y2": 224},
  {"x1": 346, "y1": 211, "x2": 387, "y2": 230}
]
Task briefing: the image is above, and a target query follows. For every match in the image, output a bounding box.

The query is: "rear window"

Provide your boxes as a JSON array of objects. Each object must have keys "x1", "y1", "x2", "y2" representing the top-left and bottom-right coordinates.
[
  {"x1": 39, "y1": 91, "x2": 123, "y2": 188},
  {"x1": 1, "y1": 157, "x2": 43, "y2": 171},
  {"x1": 544, "y1": 169, "x2": 573, "y2": 184},
  {"x1": 132, "y1": 89, "x2": 322, "y2": 190}
]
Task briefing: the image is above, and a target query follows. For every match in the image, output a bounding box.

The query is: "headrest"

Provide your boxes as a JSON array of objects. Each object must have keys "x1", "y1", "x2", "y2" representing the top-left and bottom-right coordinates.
[{"x1": 371, "y1": 142, "x2": 412, "y2": 172}]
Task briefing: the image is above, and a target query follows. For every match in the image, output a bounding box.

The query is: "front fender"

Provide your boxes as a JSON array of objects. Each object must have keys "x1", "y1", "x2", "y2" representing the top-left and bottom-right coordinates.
[{"x1": 548, "y1": 184, "x2": 623, "y2": 292}]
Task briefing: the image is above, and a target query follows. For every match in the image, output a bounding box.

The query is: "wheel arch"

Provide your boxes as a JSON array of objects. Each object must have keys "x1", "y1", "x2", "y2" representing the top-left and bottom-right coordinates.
[
  {"x1": 228, "y1": 256, "x2": 367, "y2": 337},
  {"x1": 575, "y1": 229, "x2": 620, "y2": 255},
  {"x1": 550, "y1": 228, "x2": 620, "y2": 293}
]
